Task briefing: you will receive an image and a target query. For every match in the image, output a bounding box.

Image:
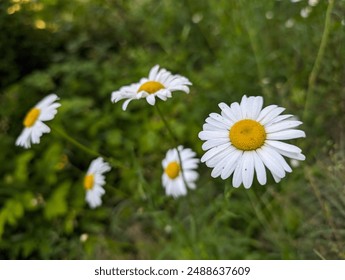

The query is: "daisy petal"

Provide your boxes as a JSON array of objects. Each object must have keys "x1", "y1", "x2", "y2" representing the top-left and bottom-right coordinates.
[
  {"x1": 253, "y1": 151, "x2": 267, "y2": 185},
  {"x1": 242, "y1": 152, "x2": 255, "y2": 188},
  {"x1": 267, "y1": 129, "x2": 306, "y2": 140},
  {"x1": 232, "y1": 157, "x2": 244, "y2": 188}
]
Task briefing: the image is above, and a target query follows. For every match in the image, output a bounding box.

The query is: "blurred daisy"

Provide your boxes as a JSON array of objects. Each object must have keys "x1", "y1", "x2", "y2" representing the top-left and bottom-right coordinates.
[
  {"x1": 84, "y1": 157, "x2": 111, "y2": 208},
  {"x1": 111, "y1": 65, "x2": 192, "y2": 110},
  {"x1": 198, "y1": 95, "x2": 306, "y2": 188},
  {"x1": 16, "y1": 94, "x2": 60, "y2": 149},
  {"x1": 162, "y1": 146, "x2": 199, "y2": 198}
]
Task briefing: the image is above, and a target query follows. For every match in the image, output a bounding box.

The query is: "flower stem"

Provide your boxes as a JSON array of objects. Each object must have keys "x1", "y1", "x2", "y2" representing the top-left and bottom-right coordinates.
[
  {"x1": 303, "y1": 0, "x2": 334, "y2": 121},
  {"x1": 51, "y1": 124, "x2": 123, "y2": 169},
  {"x1": 155, "y1": 103, "x2": 190, "y2": 188}
]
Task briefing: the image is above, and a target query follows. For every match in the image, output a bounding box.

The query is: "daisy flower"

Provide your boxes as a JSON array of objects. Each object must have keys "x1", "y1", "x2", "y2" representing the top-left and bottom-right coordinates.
[
  {"x1": 16, "y1": 94, "x2": 61, "y2": 149},
  {"x1": 198, "y1": 95, "x2": 306, "y2": 188},
  {"x1": 83, "y1": 157, "x2": 111, "y2": 209},
  {"x1": 162, "y1": 146, "x2": 199, "y2": 198},
  {"x1": 111, "y1": 65, "x2": 192, "y2": 110}
]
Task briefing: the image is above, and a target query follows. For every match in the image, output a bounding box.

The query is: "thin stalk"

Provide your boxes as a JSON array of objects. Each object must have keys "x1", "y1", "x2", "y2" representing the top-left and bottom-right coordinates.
[
  {"x1": 155, "y1": 103, "x2": 190, "y2": 189},
  {"x1": 51, "y1": 124, "x2": 123, "y2": 169},
  {"x1": 303, "y1": 0, "x2": 335, "y2": 121}
]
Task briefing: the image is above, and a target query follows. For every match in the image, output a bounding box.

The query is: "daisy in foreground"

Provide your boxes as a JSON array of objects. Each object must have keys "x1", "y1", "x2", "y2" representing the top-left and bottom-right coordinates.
[
  {"x1": 16, "y1": 94, "x2": 61, "y2": 149},
  {"x1": 198, "y1": 95, "x2": 306, "y2": 188},
  {"x1": 83, "y1": 157, "x2": 111, "y2": 208},
  {"x1": 162, "y1": 146, "x2": 199, "y2": 198},
  {"x1": 111, "y1": 65, "x2": 192, "y2": 110}
]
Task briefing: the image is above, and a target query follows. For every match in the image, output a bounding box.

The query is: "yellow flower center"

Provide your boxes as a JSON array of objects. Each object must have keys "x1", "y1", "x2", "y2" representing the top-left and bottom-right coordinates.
[
  {"x1": 165, "y1": 161, "x2": 180, "y2": 179},
  {"x1": 83, "y1": 174, "x2": 94, "y2": 190},
  {"x1": 229, "y1": 119, "x2": 266, "y2": 151},
  {"x1": 23, "y1": 108, "x2": 41, "y2": 127},
  {"x1": 138, "y1": 81, "x2": 165, "y2": 94}
]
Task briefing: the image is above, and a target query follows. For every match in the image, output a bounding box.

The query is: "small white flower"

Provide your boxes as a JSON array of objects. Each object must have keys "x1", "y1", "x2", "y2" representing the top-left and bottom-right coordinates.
[
  {"x1": 80, "y1": 233, "x2": 89, "y2": 242},
  {"x1": 308, "y1": 0, "x2": 319, "y2": 6},
  {"x1": 290, "y1": 159, "x2": 300, "y2": 168},
  {"x1": 300, "y1": 6, "x2": 312, "y2": 18},
  {"x1": 111, "y1": 65, "x2": 192, "y2": 110},
  {"x1": 16, "y1": 94, "x2": 61, "y2": 149},
  {"x1": 198, "y1": 95, "x2": 306, "y2": 188},
  {"x1": 162, "y1": 146, "x2": 199, "y2": 198},
  {"x1": 83, "y1": 157, "x2": 111, "y2": 209},
  {"x1": 285, "y1": 18, "x2": 295, "y2": 28}
]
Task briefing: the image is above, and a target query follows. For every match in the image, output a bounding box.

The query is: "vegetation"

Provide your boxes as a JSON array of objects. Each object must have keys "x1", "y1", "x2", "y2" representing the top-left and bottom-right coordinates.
[{"x1": 0, "y1": 0, "x2": 344, "y2": 259}]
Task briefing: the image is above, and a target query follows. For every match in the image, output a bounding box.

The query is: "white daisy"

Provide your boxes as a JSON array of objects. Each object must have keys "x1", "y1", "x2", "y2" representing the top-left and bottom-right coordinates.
[
  {"x1": 16, "y1": 94, "x2": 61, "y2": 149},
  {"x1": 162, "y1": 146, "x2": 199, "y2": 198},
  {"x1": 84, "y1": 157, "x2": 111, "y2": 209},
  {"x1": 198, "y1": 95, "x2": 306, "y2": 188},
  {"x1": 111, "y1": 65, "x2": 192, "y2": 110}
]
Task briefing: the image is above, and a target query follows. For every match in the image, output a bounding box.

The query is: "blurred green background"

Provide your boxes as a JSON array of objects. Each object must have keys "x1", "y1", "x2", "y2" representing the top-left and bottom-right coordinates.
[{"x1": 0, "y1": 0, "x2": 344, "y2": 259}]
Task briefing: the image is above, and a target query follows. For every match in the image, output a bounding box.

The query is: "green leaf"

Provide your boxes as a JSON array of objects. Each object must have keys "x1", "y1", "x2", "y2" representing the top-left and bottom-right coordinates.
[
  {"x1": 14, "y1": 151, "x2": 34, "y2": 183},
  {"x1": 44, "y1": 181, "x2": 70, "y2": 220}
]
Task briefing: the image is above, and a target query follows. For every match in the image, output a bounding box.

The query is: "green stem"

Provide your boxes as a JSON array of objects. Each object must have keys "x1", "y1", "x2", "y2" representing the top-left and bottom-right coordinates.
[
  {"x1": 51, "y1": 124, "x2": 123, "y2": 169},
  {"x1": 303, "y1": 0, "x2": 334, "y2": 121},
  {"x1": 155, "y1": 103, "x2": 190, "y2": 189}
]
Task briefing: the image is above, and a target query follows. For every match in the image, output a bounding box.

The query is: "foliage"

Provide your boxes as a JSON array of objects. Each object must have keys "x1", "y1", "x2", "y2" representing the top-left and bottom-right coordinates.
[{"x1": 0, "y1": 0, "x2": 345, "y2": 259}]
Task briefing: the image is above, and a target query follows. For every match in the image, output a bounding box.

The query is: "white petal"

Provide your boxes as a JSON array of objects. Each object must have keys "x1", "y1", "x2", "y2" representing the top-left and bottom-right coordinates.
[
  {"x1": 263, "y1": 145, "x2": 292, "y2": 173},
  {"x1": 232, "y1": 156, "x2": 244, "y2": 188},
  {"x1": 256, "y1": 148, "x2": 285, "y2": 179},
  {"x1": 201, "y1": 138, "x2": 229, "y2": 150},
  {"x1": 200, "y1": 143, "x2": 231, "y2": 163},
  {"x1": 16, "y1": 128, "x2": 32, "y2": 148},
  {"x1": 256, "y1": 105, "x2": 278, "y2": 122},
  {"x1": 253, "y1": 151, "x2": 267, "y2": 185},
  {"x1": 203, "y1": 123, "x2": 224, "y2": 131},
  {"x1": 265, "y1": 140, "x2": 302, "y2": 154},
  {"x1": 210, "y1": 152, "x2": 230, "y2": 178},
  {"x1": 146, "y1": 95, "x2": 156, "y2": 105},
  {"x1": 206, "y1": 147, "x2": 235, "y2": 168},
  {"x1": 272, "y1": 173, "x2": 282, "y2": 183},
  {"x1": 148, "y1": 65, "x2": 160, "y2": 80},
  {"x1": 36, "y1": 94, "x2": 59, "y2": 109},
  {"x1": 220, "y1": 149, "x2": 242, "y2": 180},
  {"x1": 242, "y1": 152, "x2": 255, "y2": 189},
  {"x1": 267, "y1": 129, "x2": 306, "y2": 140},
  {"x1": 265, "y1": 120, "x2": 303, "y2": 133},
  {"x1": 230, "y1": 102, "x2": 243, "y2": 119},
  {"x1": 251, "y1": 96, "x2": 264, "y2": 120},
  {"x1": 206, "y1": 115, "x2": 231, "y2": 129},
  {"x1": 240, "y1": 95, "x2": 249, "y2": 118},
  {"x1": 260, "y1": 107, "x2": 286, "y2": 125},
  {"x1": 218, "y1": 103, "x2": 238, "y2": 122},
  {"x1": 266, "y1": 114, "x2": 293, "y2": 126},
  {"x1": 274, "y1": 149, "x2": 306, "y2": 161},
  {"x1": 198, "y1": 130, "x2": 229, "y2": 141},
  {"x1": 169, "y1": 85, "x2": 190, "y2": 93},
  {"x1": 122, "y1": 99, "x2": 133, "y2": 110},
  {"x1": 244, "y1": 96, "x2": 255, "y2": 119},
  {"x1": 184, "y1": 171, "x2": 199, "y2": 183}
]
